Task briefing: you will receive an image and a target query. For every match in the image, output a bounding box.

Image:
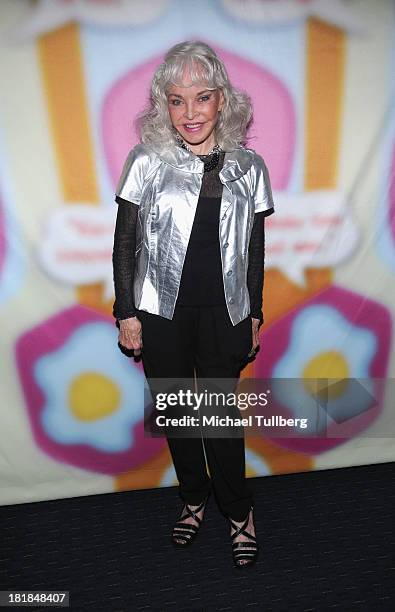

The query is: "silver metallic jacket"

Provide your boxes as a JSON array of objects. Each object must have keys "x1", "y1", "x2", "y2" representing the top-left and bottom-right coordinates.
[{"x1": 115, "y1": 143, "x2": 274, "y2": 326}]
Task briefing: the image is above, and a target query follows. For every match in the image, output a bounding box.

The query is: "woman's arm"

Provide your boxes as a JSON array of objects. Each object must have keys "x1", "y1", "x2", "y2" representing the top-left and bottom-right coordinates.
[
  {"x1": 247, "y1": 212, "x2": 265, "y2": 330},
  {"x1": 112, "y1": 196, "x2": 139, "y2": 324}
]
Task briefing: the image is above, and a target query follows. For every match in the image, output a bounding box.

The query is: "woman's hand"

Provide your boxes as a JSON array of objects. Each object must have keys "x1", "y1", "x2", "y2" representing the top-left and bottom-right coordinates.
[
  {"x1": 118, "y1": 316, "x2": 142, "y2": 357},
  {"x1": 251, "y1": 317, "x2": 260, "y2": 352}
]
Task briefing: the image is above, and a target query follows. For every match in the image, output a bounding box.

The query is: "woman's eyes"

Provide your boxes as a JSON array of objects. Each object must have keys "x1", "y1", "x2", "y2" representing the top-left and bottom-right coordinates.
[{"x1": 170, "y1": 95, "x2": 211, "y2": 106}]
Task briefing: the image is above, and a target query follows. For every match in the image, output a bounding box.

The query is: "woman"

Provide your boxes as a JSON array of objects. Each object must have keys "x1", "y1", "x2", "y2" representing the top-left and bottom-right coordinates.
[{"x1": 112, "y1": 41, "x2": 274, "y2": 568}]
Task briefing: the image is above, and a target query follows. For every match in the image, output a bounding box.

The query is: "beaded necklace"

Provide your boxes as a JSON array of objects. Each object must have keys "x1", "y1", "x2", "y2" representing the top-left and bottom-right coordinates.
[{"x1": 175, "y1": 133, "x2": 222, "y2": 172}]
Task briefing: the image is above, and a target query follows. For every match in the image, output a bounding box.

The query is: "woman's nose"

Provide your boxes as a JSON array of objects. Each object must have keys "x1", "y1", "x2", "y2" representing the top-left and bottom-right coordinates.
[{"x1": 184, "y1": 101, "x2": 198, "y2": 119}]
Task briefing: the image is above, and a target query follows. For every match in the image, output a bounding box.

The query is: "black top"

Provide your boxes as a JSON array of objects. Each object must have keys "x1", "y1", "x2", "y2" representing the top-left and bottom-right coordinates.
[
  {"x1": 112, "y1": 149, "x2": 272, "y2": 328},
  {"x1": 176, "y1": 195, "x2": 225, "y2": 306}
]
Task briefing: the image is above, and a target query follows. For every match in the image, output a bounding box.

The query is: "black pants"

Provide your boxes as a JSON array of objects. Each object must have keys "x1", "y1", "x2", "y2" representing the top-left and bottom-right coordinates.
[{"x1": 138, "y1": 303, "x2": 254, "y2": 522}]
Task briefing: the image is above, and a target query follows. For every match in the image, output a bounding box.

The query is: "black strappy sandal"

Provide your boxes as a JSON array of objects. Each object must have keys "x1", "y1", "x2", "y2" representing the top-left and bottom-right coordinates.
[
  {"x1": 229, "y1": 507, "x2": 259, "y2": 568},
  {"x1": 171, "y1": 497, "x2": 208, "y2": 548}
]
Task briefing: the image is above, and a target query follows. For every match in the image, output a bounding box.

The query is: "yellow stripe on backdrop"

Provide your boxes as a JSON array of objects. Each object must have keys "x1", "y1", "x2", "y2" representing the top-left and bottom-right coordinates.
[
  {"x1": 305, "y1": 17, "x2": 346, "y2": 190},
  {"x1": 36, "y1": 23, "x2": 110, "y2": 312},
  {"x1": 246, "y1": 17, "x2": 346, "y2": 378}
]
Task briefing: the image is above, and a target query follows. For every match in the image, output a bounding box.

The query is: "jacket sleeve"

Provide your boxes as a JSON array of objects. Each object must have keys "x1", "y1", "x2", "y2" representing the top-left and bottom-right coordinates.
[
  {"x1": 112, "y1": 197, "x2": 139, "y2": 323},
  {"x1": 247, "y1": 212, "x2": 265, "y2": 329},
  {"x1": 252, "y1": 154, "x2": 275, "y2": 217},
  {"x1": 115, "y1": 144, "x2": 151, "y2": 205}
]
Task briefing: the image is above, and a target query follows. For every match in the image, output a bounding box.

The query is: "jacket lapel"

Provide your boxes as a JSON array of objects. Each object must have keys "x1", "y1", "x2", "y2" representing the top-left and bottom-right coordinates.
[
  {"x1": 219, "y1": 146, "x2": 253, "y2": 183},
  {"x1": 219, "y1": 147, "x2": 253, "y2": 218}
]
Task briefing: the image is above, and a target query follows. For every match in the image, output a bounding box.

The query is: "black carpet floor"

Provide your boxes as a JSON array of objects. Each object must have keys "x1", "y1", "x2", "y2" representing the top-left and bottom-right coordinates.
[{"x1": 1, "y1": 461, "x2": 394, "y2": 611}]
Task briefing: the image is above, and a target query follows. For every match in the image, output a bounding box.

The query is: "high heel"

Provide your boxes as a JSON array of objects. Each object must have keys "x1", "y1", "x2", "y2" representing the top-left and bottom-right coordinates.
[
  {"x1": 229, "y1": 507, "x2": 259, "y2": 568},
  {"x1": 171, "y1": 496, "x2": 208, "y2": 548}
]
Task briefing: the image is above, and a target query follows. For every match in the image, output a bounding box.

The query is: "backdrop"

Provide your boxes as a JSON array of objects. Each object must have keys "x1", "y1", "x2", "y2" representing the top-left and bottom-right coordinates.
[{"x1": 1, "y1": 0, "x2": 394, "y2": 506}]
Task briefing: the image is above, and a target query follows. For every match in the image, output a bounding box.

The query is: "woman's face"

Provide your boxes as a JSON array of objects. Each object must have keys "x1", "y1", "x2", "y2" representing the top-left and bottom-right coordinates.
[{"x1": 166, "y1": 68, "x2": 224, "y2": 154}]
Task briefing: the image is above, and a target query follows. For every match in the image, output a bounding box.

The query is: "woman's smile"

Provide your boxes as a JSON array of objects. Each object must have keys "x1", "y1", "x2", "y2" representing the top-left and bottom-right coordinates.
[{"x1": 183, "y1": 122, "x2": 204, "y2": 133}]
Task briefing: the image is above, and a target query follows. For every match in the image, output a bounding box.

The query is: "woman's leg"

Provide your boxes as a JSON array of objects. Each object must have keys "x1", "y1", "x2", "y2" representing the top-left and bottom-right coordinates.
[
  {"x1": 194, "y1": 305, "x2": 254, "y2": 522},
  {"x1": 138, "y1": 306, "x2": 211, "y2": 505}
]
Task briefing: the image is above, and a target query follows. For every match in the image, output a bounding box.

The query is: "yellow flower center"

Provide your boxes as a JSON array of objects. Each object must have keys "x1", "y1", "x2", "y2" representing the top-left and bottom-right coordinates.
[
  {"x1": 69, "y1": 372, "x2": 120, "y2": 421},
  {"x1": 302, "y1": 351, "x2": 349, "y2": 399}
]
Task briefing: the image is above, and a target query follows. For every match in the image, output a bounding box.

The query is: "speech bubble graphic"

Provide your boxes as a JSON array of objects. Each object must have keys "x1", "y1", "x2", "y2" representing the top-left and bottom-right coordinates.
[
  {"x1": 38, "y1": 204, "x2": 117, "y2": 300},
  {"x1": 267, "y1": 190, "x2": 360, "y2": 286}
]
